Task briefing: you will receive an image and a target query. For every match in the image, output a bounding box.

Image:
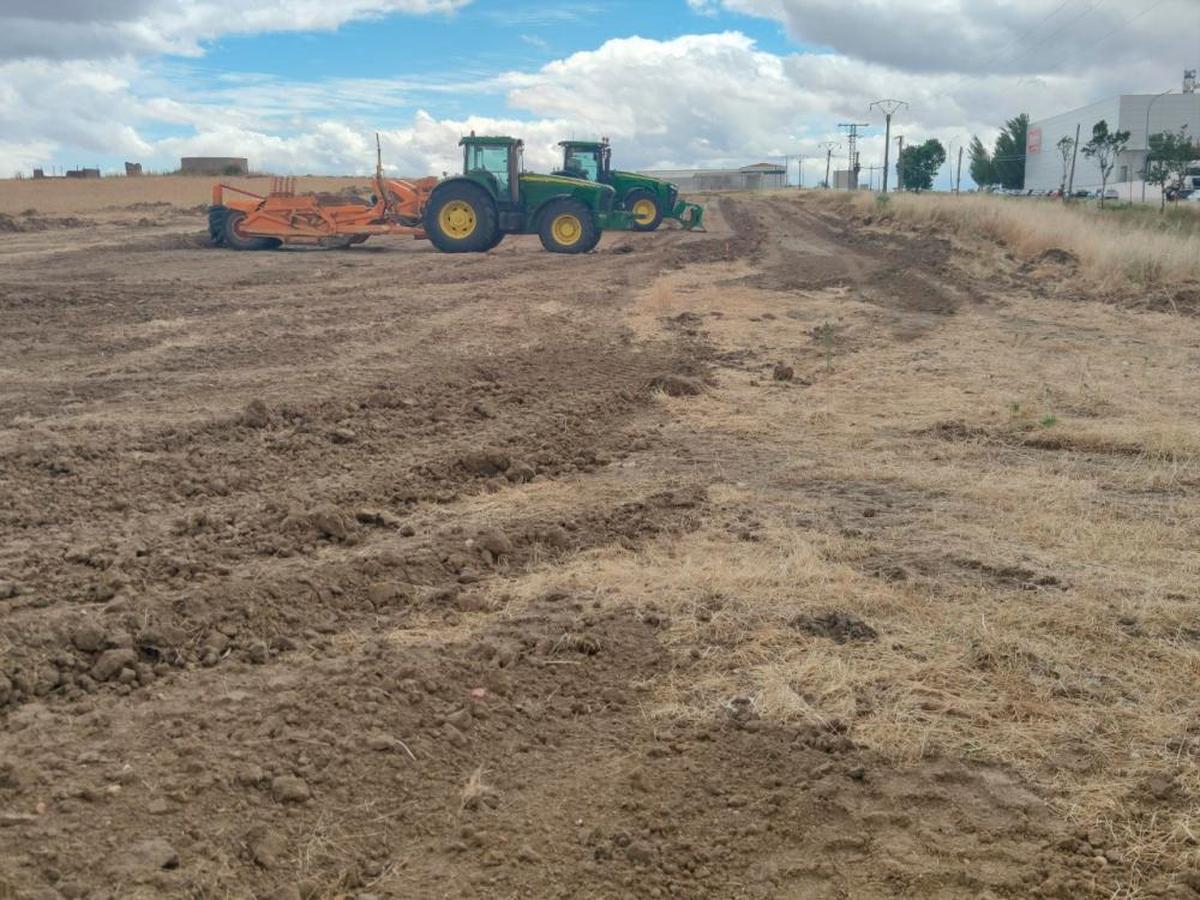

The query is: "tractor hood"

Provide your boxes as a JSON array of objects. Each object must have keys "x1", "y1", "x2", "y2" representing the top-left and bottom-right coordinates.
[
  {"x1": 614, "y1": 169, "x2": 677, "y2": 192},
  {"x1": 522, "y1": 173, "x2": 615, "y2": 194}
]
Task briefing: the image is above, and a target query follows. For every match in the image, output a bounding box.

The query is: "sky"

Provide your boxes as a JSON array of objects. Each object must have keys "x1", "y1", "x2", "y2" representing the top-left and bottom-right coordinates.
[{"x1": 0, "y1": 0, "x2": 1193, "y2": 188}]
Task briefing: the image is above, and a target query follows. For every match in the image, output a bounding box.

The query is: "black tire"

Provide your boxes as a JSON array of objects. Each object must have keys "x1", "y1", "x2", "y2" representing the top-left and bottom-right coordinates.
[
  {"x1": 208, "y1": 206, "x2": 227, "y2": 245},
  {"x1": 484, "y1": 230, "x2": 506, "y2": 251},
  {"x1": 538, "y1": 199, "x2": 598, "y2": 254},
  {"x1": 425, "y1": 182, "x2": 498, "y2": 253},
  {"x1": 221, "y1": 209, "x2": 280, "y2": 251},
  {"x1": 625, "y1": 188, "x2": 663, "y2": 232}
]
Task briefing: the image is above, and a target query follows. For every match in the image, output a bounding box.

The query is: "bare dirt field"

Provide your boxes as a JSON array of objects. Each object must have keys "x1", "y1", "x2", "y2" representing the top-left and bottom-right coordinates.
[{"x1": 1, "y1": 185, "x2": 1199, "y2": 899}]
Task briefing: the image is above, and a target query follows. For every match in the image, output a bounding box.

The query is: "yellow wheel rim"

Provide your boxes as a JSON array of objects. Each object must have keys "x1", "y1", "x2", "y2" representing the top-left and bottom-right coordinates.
[
  {"x1": 439, "y1": 200, "x2": 477, "y2": 239},
  {"x1": 551, "y1": 213, "x2": 583, "y2": 246},
  {"x1": 632, "y1": 199, "x2": 657, "y2": 224}
]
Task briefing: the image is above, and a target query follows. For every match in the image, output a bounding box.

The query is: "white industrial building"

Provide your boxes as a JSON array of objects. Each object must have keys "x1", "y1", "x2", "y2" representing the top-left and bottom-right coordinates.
[{"x1": 1024, "y1": 71, "x2": 1200, "y2": 201}]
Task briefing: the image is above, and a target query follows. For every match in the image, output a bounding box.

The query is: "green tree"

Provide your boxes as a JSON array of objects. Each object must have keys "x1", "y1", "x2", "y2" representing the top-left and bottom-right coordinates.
[
  {"x1": 1081, "y1": 119, "x2": 1131, "y2": 208},
  {"x1": 968, "y1": 136, "x2": 993, "y2": 188},
  {"x1": 897, "y1": 139, "x2": 947, "y2": 192},
  {"x1": 992, "y1": 113, "x2": 1029, "y2": 190},
  {"x1": 1145, "y1": 127, "x2": 1197, "y2": 210}
]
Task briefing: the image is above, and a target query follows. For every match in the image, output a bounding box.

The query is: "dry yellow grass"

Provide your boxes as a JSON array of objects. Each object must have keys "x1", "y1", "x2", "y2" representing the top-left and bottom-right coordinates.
[
  {"x1": 818, "y1": 190, "x2": 1200, "y2": 288},
  {"x1": 476, "y1": 196, "x2": 1200, "y2": 892}
]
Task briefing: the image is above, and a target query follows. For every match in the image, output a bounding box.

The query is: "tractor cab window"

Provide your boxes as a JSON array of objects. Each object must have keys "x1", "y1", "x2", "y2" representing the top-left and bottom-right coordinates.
[
  {"x1": 563, "y1": 148, "x2": 599, "y2": 181},
  {"x1": 465, "y1": 144, "x2": 512, "y2": 194}
]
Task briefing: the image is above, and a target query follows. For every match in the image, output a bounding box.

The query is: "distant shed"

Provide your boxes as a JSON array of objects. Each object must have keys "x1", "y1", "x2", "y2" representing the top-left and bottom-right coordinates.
[{"x1": 181, "y1": 157, "x2": 249, "y2": 176}]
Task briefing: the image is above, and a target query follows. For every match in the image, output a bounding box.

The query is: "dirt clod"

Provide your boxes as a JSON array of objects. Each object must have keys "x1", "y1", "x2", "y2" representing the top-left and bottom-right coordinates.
[
  {"x1": 651, "y1": 374, "x2": 704, "y2": 397},
  {"x1": 791, "y1": 611, "x2": 878, "y2": 644},
  {"x1": 460, "y1": 450, "x2": 511, "y2": 476},
  {"x1": 118, "y1": 838, "x2": 179, "y2": 874},
  {"x1": 772, "y1": 363, "x2": 794, "y2": 381},
  {"x1": 271, "y1": 775, "x2": 311, "y2": 804},
  {"x1": 91, "y1": 648, "x2": 138, "y2": 682},
  {"x1": 239, "y1": 399, "x2": 271, "y2": 428}
]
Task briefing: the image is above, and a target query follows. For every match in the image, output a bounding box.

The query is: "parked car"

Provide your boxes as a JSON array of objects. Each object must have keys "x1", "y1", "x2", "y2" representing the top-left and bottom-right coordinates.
[{"x1": 1103, "y1": 188, "x2": 1119, "y2": 200}]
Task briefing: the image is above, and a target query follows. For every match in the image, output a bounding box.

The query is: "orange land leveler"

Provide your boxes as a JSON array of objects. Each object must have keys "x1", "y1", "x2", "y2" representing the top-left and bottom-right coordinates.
[{"x1": 208, "y1": 137, "x2": 435, "y2": 249}]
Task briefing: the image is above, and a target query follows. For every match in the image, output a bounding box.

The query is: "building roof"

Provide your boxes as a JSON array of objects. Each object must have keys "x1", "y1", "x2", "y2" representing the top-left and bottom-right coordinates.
[{"x1": 739, "y1": 162, "x2": 786, "y2": 172}]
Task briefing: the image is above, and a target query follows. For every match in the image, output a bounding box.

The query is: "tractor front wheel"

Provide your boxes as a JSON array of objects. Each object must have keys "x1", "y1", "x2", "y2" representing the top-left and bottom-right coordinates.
[
  {"x1": 626, "y1": 189, "x2": 663, "y2": 232},
  {"x1": 538, "y1": 199, "x2": 598, "y2": 254},
  {"x1": 425, "y1": 183, "x2": 498, "y2": 253},
  {"x1": 218, "y1": 208, "x2": 281, "y2": 251}
]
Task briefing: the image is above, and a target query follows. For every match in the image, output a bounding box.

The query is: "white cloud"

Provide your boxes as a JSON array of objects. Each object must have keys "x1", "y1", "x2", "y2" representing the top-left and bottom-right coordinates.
[
  {"x1": 0, "y1": 4, "x2": 1192, "y2": 186},
  {"x1": 0, "y1": 0, "x2": 471, "y2": 60},
  {"x1": 686, "y1": 0, "x2": 1194, "y2": 77}
]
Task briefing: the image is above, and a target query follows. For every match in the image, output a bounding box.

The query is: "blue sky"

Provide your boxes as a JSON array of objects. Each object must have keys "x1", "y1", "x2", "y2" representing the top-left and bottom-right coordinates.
[{"x1": 0, "y1": 0, "x2": 1188, "y2": 186}]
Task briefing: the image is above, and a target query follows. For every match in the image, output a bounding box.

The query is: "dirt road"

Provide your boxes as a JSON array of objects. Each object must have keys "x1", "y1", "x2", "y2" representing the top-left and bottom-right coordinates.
[{"x1": 1, "y1": 194, "x2": 1198, "y2": 899}]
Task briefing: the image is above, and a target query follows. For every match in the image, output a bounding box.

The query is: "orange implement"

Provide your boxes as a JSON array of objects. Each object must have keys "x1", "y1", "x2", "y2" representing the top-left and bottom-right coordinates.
[{"x1": 209, "y1": 173, "x2": 436, "y2": 250}]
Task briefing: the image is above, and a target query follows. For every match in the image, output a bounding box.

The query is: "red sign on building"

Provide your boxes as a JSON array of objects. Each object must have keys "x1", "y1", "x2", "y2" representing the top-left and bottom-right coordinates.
[{"x1": 1027, "y1": 127, "x2": 1043, "y2": 155}]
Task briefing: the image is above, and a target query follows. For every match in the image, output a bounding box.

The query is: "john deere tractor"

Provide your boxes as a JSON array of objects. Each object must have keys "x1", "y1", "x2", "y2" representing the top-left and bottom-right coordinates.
[
  {"x1": 556, "y1": 139, "x2": 705, "y2": 232},
  {"x1": 424, "y1": 135, "x2": 633, "y2": 254}
]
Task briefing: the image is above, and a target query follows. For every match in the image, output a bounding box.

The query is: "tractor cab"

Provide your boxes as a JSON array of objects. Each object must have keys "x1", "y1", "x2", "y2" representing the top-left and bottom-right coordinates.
[
  {"x1": 462, "y1": 134, "x2": 522, "y2": 203},
  {"x1": 558, "y1": 139, "x2": 612, "y2": 184}
]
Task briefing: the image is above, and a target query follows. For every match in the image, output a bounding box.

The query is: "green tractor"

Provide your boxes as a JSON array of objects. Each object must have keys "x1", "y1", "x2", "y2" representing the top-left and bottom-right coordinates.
[
  {"x1": 556, "y1": 139, "x2": 705, "y2": 232},
  {"x1": 424, "y1": 135, "x2": 633, "y2": 254}
]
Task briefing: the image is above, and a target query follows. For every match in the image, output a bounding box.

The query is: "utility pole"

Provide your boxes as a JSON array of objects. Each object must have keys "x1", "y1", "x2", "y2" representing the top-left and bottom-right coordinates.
[
  {"x1": 1066, "y1": 122, "x2": 1081, "y2": 200},
  {"x1": 955, "y1": 146, "x2": 963, "y2": 194},
  {"x1": 838, "y1": 123, "x2": 869, "y2": 190},
  {"x1": 818, "y1": 141, "x2": 838, "y2": 188},
  {"x1": 895, "y1": 135, "x2": 905, "y2": 191},
  {"x1": 1142, "y1": 88, "x2": 1172, "y2": 204},
  {"x1": 869, "y1": 99, "x2": 908, "y2": 193}
]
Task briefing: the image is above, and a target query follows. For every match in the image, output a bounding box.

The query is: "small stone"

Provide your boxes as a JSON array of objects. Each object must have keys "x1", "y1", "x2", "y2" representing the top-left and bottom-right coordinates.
[
  {"x1": 400, "y1": 525, "x2": 416, "y2": 537},
  {"x1": 443, "y1": 723, "x2": 468, "y2": 748},
  {"x1": 271, "y1": 775, "x2": 311, "y2": 804},
  {"x1": 146, "y1": 797, "x2": 171, "y2": 816},
  {"x1": 772, "y1": 363, "x2": 794, "y2": 382},
  {"x1": 0, "y1": 581, "x2": 18, "y2": 600},
  {"x1": 247, "y1": 641, "x2": 269, "y2": 664},
  {"x1": 91, "y1": 648, "x2": 138, "y2": 682},
  {"x1": 457, "y1": 569, "x2": 480, "y2": 585},
  {"x1": 117, "y1": 667, "x2": 138, "y2": 685},
  {"x1": 329, "y1": 428, "x2": 357, "y2": 444}
]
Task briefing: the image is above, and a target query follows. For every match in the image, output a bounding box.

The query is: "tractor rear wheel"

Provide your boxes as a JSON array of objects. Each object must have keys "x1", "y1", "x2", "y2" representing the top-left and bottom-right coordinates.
[
  {"x1": 538, "y1": 199, "x2": 598, "y2": 254},
  {"x1": 208, "y1": 206, "x2": 227, "y2": 245},
  {"x1": 219, "y1": 209, "x2": 281, "y2": 251},
  {"x1": 626, "y1": 189, "x2": 663, "y2": 232},
  {"x1": 425, "y1": 183, "x2": 498, "y2": 253}
]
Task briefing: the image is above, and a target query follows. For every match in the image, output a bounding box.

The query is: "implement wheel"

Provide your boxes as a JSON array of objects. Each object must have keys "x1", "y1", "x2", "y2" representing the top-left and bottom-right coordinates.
[
  {"x1": 538, "y1": 199, "x2": 598, "y2": 254},
  {"x1": 218, "y1": 208, "x2": 281, "y2": 251},
  {"x1": 626, "y1": 188, "x2": 663, "y2": 232},
  {"x1": 425, "y1": 182, "x2": 498, "y2": 253}
]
